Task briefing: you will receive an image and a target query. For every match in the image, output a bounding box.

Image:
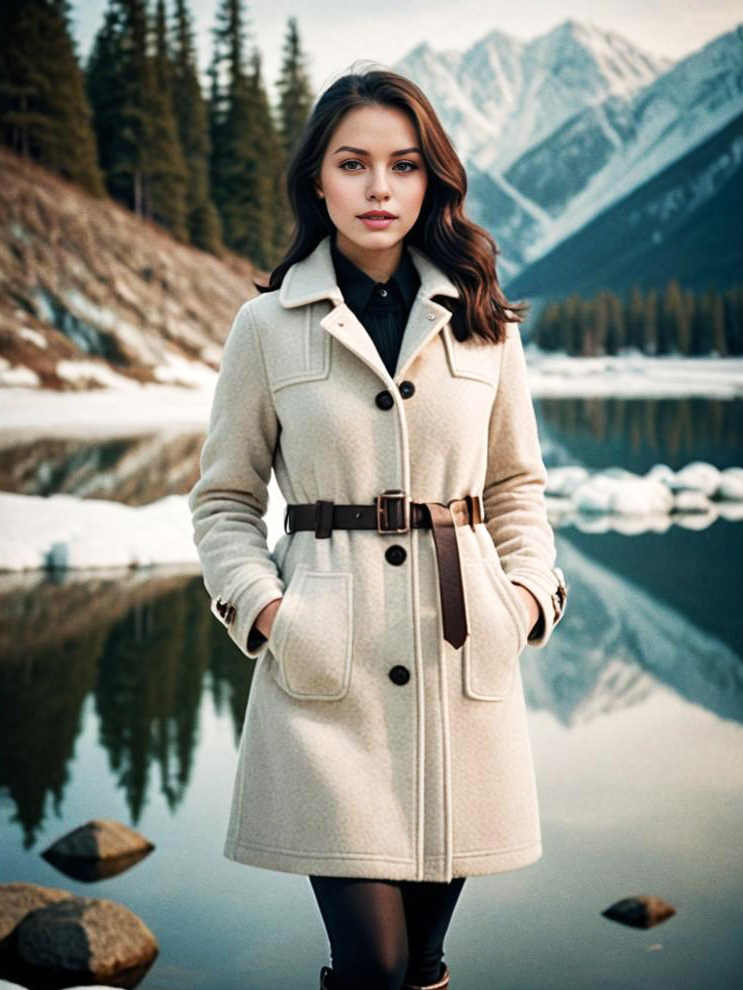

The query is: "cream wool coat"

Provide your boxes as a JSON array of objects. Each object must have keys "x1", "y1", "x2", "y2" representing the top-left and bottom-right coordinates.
[{"x1": 188, "y1": 234, "x2": 567, "y2": 883}]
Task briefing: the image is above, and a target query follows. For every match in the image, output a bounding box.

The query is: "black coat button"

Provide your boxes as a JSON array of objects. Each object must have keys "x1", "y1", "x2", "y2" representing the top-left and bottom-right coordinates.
[
  {"x1": 385, "y1": 545, "x2": 407, "y2": 566},
  {"x1": 389, "y1": 665, "x2": 410, "y2": 685},
  {"x1": 399, "y1": 380, "x2": 415, "y2": 399},
  {"x1": 375, "y1": 390, "x2": 394, "y2": 410}
]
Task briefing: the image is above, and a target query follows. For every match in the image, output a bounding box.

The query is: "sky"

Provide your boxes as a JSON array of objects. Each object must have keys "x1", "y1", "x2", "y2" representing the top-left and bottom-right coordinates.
[{"x1": 70, "y1": 1, "x2": 742, "y2": 107}]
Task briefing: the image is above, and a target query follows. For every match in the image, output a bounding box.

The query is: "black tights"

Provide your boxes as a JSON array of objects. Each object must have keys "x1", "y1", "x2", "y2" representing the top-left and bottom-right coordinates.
[{"x1": 309, "y1": 874, "x2": 466, "y2": 989}]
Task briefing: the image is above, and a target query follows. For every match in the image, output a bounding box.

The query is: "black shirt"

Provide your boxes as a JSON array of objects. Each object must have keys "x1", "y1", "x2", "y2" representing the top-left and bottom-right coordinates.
[
  {"x1": 330, "y1": 234, "x2": 420, "y2": 378},
  {"x1": 247, "y1": 236, "x2": 420, "y2": 652}
]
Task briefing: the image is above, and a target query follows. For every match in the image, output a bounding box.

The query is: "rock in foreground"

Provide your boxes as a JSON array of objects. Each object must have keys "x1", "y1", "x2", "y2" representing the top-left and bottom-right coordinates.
[
  {"x1": 0, "y1": 884, "x2": 73, "y2": 943},
  {"x1": 41, "y1": 819, "x2": 155, "y2": 882},
  {"x1": 0, "y1": 893, "x2": 158, "y2": 989},
  {"x1": 602, "y1": 893, "x2": 676, "y2": 928}
]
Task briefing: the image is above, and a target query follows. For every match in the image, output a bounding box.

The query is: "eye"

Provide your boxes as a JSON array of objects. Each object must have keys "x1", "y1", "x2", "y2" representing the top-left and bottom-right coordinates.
[{"x1": 338, "y1": 159, "x2": 420, "y2": 173}]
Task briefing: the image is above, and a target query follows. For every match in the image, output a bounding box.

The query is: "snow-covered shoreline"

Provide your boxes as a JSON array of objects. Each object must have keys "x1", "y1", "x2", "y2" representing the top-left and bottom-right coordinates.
[
  {"x1": 1, "y1": 462, "x2": 741, "y2": 574},
  {"x1": 0, "y1": 350, "x2": 742, "y2": 443},
  {"x1": 524, "y1": 350, "x2": 743, "y2": 398},
  {"x1": 0, "y1": 383, "x2": 214, "y2": 442}
]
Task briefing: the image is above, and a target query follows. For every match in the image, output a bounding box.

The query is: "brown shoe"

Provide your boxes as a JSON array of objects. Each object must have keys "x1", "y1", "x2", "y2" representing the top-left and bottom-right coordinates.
[{"x1": 402, "y1": 960, "x2": 450, "y2": 989}]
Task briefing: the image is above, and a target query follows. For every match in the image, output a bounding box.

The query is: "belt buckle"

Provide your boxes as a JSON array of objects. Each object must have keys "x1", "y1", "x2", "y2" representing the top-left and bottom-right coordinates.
[{"x1": 376, "y1": 489, "x2": 410, "y2": 534}]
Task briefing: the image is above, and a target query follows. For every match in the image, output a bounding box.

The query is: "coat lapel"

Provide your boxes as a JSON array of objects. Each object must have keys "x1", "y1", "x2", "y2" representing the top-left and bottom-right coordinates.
[{"x1": 278, "y1": 235, "x2": 460, "y2": 385}]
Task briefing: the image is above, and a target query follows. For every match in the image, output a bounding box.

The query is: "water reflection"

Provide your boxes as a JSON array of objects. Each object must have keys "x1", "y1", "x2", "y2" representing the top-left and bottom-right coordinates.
[
  {"x1": 0, "y1": 432, "x2": 203, "y2": 502},
  {"x1": 538, "y1": 396, "x2": 743, "y2": 472},
  {"x1": 521, "y1": 538, "x2": 743, "y2": 726},
  {"x1": 1, "y1": 530, "x2": 741, "y2": 852},
  {"x1": 1, "y1": 398, "x2": 741, "y2": 501},
  {"x1": 0, "y1": 570, "x2": 252, "y2": 847}
]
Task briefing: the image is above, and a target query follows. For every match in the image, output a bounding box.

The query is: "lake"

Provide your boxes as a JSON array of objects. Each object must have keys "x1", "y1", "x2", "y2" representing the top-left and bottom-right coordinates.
[{"x1": 1, "y1": 395, "x2": 741, "y2": 990}]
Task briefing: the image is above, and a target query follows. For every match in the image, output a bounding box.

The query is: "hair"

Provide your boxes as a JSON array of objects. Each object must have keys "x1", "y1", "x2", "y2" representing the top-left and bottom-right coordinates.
[{"x1": 254, "y1": 61, "x2": 528, "y2": 345}]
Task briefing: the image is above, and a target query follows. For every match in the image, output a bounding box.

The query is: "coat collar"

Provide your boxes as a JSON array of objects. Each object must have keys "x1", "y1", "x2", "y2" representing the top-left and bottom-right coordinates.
[
  {"x1": 278, "y1": 234, "x2": 461, "y2": 384},
  {"x1": 330, "y1": 234, "x2": 420, "y2": 317}
]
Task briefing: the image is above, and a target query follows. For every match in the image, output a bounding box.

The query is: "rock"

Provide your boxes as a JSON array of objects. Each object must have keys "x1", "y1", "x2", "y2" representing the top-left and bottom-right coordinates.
[
  {"x1": 673, "y1": 489, "x2": 712, "y2": 512},
  {"x1": 602, "y1": 894, "x2": 676, "y2": 928},
  {"x1": 0, "y1": 884, "x2": 72, "y2": 943},
  {"x1": 717, "y1": 466, "x2": 743, "y2": 500},
  {"x1": 611, "y1": 478, "x2": 674, "y2": 515},
  {"x1": 646, "y1": 463, "x2": 676, "y2": 486},
  {"x1": 41, "y1": 819, "x2": 154, "y2": 881},
  {"x1": 668, "y1": 461, "x2": 720, "y2": 495},
  {"x1": 1, "y1": 895, "x2": 158, "y2": 989},
  {"x1": 545, "y1": 466, "x2": 589, "y2": 497}
]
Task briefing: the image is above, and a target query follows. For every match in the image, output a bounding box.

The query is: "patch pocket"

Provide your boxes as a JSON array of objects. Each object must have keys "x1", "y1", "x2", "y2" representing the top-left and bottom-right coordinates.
[
  {"x1": 461, "y1": 557, "x2": 528, "y2": 701},
  {"x1": 268, "y1": 564, "x2": 353, "y2": 701}
]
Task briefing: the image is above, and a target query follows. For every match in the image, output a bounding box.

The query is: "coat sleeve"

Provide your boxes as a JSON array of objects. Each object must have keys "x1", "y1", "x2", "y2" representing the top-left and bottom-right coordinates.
[
  {"x1": 187, "y1": 299, "x2": 284, "y2": 660},
  {"x1": 482, "y1": 323, "x2": 567, "y2": 648}
]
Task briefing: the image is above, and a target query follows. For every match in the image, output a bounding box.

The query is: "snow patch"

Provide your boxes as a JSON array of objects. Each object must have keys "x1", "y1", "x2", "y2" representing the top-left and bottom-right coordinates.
[
  {"x1": 0, "y1": 358, "x2": 40, "y2": 387},
  {"x1": 153, "y1": 351, "x2": 218, "y2": 386},
  {"x1": 0, "y1": 491, "x2": 199, "y2": 572},
  {"x1": 56, "y1": 360, "x2": 141, "y2": 389},
  {"x1": 18, "y1": 326, "x2": 48, "y2": 348}
]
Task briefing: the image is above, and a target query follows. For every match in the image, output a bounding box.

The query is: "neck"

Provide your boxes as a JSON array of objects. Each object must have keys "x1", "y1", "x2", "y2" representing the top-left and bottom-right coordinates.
[{"x1": 333, "y1": 231, "x2": 403, "y2": 283}]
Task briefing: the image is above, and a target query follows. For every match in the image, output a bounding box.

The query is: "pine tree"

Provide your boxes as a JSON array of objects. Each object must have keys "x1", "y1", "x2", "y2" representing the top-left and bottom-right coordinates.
[
  {"x1": 209, "y1": 0, "x2": 254, "y2": 256},
  {"x1": 208, "y1": 0, "x2": 281, "y2": 266},
  {"x1": 723, "y1": 285, "x2": 743, "y2": 356},
  {"x1": 0, "y1": 0, "x2": 104, "y2": 194},
  {"x1": 708, "y1": 285, "x2": 726, "y2": 356},
  {"x1": 563, "y1": 295, "x2": 580, "y2": 354},
  {"x1": 88, "y1": 0, "x2": 189, "y2": 237},
  {"x1": 87, "y1": 0, "x2": 153, "y2": 217},
  {"x1": 643, "y1": 289, "x2": 659, "y2": 355},
  {"x1": 627, "y1": 285, "x2": 644, "y2": 352},
  {"x1": 172, "y1": 0, "x2": 221, "y2": 252},
  {"x1": 606, "y1": 293, "x2": 625, "y2": 355},
  {"x1": 273, "y1": 17, "x2": 313, "y2": 254},
  {"x1": 247, "y1": 47, "x2": 285, "y2": 266},
  {"x1": 148, "y1": 0, "x2": 188, "y2": 238},
  {"x1": 679, "y1": 288, "x2": 694, "y2": 355},
  {"x1": 594, "y1": 291, "x2": 610, "y2": 356}
]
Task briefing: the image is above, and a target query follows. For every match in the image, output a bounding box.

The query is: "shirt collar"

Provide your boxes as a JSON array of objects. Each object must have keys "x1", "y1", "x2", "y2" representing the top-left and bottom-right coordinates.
[{"x1": 330, "y1": 234, "x2": 420, "y2": 315}]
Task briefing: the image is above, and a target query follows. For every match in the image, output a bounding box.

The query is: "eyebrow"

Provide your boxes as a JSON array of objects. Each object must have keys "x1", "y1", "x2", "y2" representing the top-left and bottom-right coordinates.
[{"x1": 332, "y1": 145, "x2": 422, "y2": 156}]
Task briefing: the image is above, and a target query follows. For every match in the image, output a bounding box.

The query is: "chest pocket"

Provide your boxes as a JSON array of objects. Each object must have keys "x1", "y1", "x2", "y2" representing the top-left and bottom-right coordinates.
[
  {"x1": 265, "y1": 304, "x2": 332, "y2": 394},
  {"x1": 442, "y1": 324, "x2": 500, "y2": 386},
  {"x1": 267, "y1": 563, "x2": 354, "y2": 701}
]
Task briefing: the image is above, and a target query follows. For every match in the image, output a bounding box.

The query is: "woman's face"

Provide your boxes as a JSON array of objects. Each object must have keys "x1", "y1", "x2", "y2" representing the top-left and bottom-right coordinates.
[{"x1": 314, "y1": 103, "x2": 428, "y2": 273}]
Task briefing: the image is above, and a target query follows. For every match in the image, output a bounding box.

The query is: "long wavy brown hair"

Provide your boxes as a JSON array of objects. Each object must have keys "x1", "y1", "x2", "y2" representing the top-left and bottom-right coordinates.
[{"x1": 255, "y1": 63, "x2": 528, "y2": 344}]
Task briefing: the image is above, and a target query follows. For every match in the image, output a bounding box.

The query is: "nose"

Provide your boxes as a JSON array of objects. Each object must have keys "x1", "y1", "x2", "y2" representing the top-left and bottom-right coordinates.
[{"x1": 366, "y1": 165, "x2": 391, "y2": 202}]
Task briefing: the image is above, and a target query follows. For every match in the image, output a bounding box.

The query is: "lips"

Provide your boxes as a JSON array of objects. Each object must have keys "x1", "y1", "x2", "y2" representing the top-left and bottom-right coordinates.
[{"x1": 358, "y1": 212, "x2": 397, "y2": 219}]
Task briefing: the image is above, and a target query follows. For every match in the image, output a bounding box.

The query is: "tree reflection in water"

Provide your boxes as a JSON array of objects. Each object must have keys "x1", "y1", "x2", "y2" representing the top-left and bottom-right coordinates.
[{"x1": 0, "y1": 571, "x2": 253, "y2": 847}]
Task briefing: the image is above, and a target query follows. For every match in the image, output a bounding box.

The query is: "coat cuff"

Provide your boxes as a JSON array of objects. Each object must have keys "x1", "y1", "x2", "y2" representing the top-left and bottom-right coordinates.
[
  {"x1": 508, "y1": 565, "x2": 568, "y2": 649},
  {"x1": 210, "y1": 577, "x2": 284, "y2": 659}
]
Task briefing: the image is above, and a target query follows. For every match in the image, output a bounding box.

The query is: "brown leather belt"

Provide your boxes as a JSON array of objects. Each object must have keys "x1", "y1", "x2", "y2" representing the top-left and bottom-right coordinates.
[{"x1": 283, "y1": 490, "x2": 484, "y2": 649}]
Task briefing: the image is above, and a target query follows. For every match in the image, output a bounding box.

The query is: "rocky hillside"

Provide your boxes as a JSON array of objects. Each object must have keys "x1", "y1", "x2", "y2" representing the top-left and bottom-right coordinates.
[{"x1": 0, "y1": 149, "x2": 262, "y2": 390}]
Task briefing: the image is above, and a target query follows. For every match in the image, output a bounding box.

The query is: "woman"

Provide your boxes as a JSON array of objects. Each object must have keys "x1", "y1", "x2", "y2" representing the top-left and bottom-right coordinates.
[{"x1": 188, "y1": 65, "x2": 567, "y2": 990}]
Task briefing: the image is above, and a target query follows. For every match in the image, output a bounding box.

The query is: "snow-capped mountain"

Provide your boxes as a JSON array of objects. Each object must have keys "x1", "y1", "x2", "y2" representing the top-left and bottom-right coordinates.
[
  {"x1": 397, "y1": 19, "x2": 669, "y2": 175},
  {"x1": 504, "y1": 109, "x2": 743, "y2": 300},
  {"x1": 394, "y1": 19, "x2": 743, "y2": 282}
]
